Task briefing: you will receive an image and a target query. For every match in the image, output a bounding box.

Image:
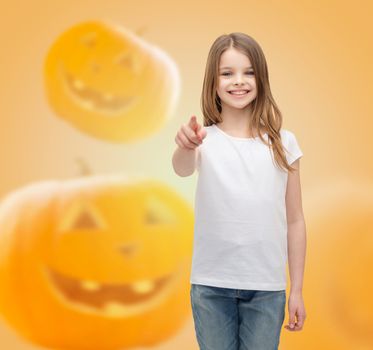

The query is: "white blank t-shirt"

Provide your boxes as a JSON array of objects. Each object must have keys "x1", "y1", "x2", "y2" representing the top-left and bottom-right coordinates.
[{"x1": 190, "y1": 124, "x2": 303, "y2": 291}]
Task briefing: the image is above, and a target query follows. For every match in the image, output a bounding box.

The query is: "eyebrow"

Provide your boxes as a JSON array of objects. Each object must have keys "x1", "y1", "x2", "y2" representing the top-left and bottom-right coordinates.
[{"x1": 219, "y1": 66, "x2": 253, "y2": 70}]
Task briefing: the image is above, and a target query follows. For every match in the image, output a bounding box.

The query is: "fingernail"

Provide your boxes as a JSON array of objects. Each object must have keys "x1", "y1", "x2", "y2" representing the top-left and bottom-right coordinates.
[{"x1": 290, "y1": 324, "x2": 294, "y2": 328}]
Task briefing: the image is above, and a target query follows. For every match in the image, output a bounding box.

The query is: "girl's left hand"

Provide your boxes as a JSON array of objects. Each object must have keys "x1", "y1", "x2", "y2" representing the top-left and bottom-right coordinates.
[{"x1": 284, "y1": 292, "x2": 306, "y2": 331}]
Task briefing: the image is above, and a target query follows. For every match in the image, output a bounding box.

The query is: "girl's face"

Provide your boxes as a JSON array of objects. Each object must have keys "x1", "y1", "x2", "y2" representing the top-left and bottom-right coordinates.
[{"x1": 216, "y1": 47, "x2": 257, "y2": 110}]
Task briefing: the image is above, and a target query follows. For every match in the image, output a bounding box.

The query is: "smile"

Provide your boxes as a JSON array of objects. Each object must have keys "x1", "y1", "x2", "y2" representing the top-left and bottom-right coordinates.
[
  {"x1": 59, "y1": 63, "x2": 139, "y2": 115},
  {"x1": 43, "y1": 263, "x2": 183, "y2": 318},
  {"x1": 228, "y1": 90, "x2": 250, "y2": 97}
]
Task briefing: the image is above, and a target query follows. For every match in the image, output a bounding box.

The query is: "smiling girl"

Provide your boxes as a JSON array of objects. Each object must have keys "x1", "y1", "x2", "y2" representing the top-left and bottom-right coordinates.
[{"x1": 172, "y1": 32, "x2": 307, "y2": 350}]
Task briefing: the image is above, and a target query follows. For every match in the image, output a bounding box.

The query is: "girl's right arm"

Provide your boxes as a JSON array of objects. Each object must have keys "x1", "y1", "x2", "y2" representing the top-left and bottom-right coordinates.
[{"x1": 172, "y1": 116, "x2": 206, "y2": 177}]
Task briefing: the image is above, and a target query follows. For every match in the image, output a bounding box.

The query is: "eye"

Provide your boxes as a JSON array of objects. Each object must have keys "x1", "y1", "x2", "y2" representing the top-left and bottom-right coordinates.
[
  {"x1": 58, "y1": 201, "x2": 106, "y2": 233},
  {"x1": 80, "y1": 32, "x2": 97, "y2": 48},
  {"x1": 145, "y1": 194, "x2": 178, "y2": 226},
  {"x1": 115, "y1": 52, "x2": 134, "y2": 68},
  {"x1": 221, "y1": 72, "x2": 254, "y2": 76}
]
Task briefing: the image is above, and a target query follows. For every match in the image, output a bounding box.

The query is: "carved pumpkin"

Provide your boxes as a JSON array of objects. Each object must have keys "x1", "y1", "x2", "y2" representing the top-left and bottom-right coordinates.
[
  {"x1": 44, "y1": 21, "x2": 180, "y2": 143},
  {"x1": 281, "y1": 182, "x2": 373, "y2": 349},
  {"x1": 0, "y1": 175, "x2": 193, "y2": 349}
]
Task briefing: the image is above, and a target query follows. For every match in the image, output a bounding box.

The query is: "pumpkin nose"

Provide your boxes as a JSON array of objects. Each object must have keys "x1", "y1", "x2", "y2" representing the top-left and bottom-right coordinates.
[{"x1": 119, "y1": 243, "x2": 139, "y2": 256}]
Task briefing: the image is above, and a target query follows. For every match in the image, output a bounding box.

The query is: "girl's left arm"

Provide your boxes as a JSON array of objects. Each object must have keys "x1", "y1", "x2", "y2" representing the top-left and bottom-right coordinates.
[
  {"x1": 285, "y1": 158, "x2": 306, "y2": 294},
  {"x1": 285, "y1": 158, "x2": 307, "y2": 331}
]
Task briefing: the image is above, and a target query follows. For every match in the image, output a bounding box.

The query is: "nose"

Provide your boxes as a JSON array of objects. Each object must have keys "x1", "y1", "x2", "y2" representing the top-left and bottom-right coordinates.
[
  {"x1": 234, "y1": 74, "x2": 245, "y2": 85},
  {"x1": 118, "y1": 243, "x2": 139, "y2": 256}
]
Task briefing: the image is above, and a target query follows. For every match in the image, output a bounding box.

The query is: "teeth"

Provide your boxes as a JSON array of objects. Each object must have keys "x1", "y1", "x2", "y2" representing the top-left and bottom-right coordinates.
[
  {"x1": 103, "y1": 94, "x2": 114, "y2": 101},
  {"x1": 81, "y1": 100, "x2": 95, "y2": 109},
  {"x1": 230, "y1": 91, "x2": 248, "y2": 95},
  {"x1": 72, "y1": 79, "x2": 85, "y2": 91},
  {"x1": 103, "y1": 302, "x2": 128, "y2": 316},
  {"x1": 131, "y1": 280, "x2": 154, "y2": 294},
  {"x1": 81, "y1": 280, "x2": 101, "y2": 291},
  {"x1": 80, "y1": 279, "x2": 154, "y2": 294}
]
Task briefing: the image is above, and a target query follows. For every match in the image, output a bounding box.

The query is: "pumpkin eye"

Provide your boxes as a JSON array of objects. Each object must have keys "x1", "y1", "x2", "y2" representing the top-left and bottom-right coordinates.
[
  {"x1": 90, "y1": 61, "x2": 101, "y2": 73},
  {"x1": 72, "y1": 209, "x2": 100, "y2": 230},
  {"x1": 114, "y1": 52, "x2": 142, "y2": 73},
  {"x1": 145, "y1": 195, "x2": 177, "y2": 226},
  {"x1": 58, "y1": 201, "x2": 106, "y2": 232},
  {"x1": 115, "y1": 52, "x2": 132, "y2": 67},
  {"x1": 80, "y1": 32, "x2": 97, "y2": 48}
]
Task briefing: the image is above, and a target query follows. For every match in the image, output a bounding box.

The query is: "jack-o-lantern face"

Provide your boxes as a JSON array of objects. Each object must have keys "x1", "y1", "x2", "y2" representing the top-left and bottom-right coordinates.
[
  {"x1": 44, "y1": 21, "x2": 180, "y2": 143},
  {"x1": 0, "y1": 175, "x2": 193, "y2": 349},
  {"x1": 280, "y1": 182, "x2": 373, "y2": 349}
]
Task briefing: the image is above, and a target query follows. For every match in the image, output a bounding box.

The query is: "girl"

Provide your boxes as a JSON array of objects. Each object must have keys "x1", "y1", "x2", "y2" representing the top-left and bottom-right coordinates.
[{"x1": 172, "y1": 32, "x2": 307, "y2": 350}]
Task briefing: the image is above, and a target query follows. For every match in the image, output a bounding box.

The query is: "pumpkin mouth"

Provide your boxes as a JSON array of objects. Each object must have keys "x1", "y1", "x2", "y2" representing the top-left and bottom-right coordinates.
[
  {"x1": 59, "y1": 63, "x2": 139, "y2": 115},
  {"x1": 44, "y1": 264, "x2": 183, "y2": 317}
]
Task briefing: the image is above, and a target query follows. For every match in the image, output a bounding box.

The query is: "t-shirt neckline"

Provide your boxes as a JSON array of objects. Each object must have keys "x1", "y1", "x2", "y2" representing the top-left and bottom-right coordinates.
[{"x1": 212, "y1": 124, "x2": 267, "y2": 141}]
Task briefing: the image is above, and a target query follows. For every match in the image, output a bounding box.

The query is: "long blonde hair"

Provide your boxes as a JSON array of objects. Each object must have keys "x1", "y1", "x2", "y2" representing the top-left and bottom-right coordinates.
[{"x1": 201, "y1": 32, "x2": 297, "y2": 173}]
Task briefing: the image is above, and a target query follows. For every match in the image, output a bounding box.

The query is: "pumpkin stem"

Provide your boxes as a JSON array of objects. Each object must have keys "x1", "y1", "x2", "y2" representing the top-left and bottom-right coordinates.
[
  {"x1": 135, "y1": 26, "x2": 147, "y2": 36},
  {"x1": 75, "y1": 157, "x2": 92, "y2": 176}
]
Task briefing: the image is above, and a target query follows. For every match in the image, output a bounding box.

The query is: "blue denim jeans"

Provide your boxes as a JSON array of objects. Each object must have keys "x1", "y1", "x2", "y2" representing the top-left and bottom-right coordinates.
[{"x1": 190, "y1": 283, "x2": 286, "y2": 350}]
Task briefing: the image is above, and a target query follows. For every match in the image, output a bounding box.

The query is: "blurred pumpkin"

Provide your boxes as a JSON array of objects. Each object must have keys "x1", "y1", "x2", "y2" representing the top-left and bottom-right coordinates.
[
  {"x1": 0, "y1": 174, "x2": 193, "y2": 349},
  {"x1": 280, "y1": 180, "x2": 373, "y2": 349},
  {"x1": 44, "y1": 21, "x2": 180, "y2": 143}
]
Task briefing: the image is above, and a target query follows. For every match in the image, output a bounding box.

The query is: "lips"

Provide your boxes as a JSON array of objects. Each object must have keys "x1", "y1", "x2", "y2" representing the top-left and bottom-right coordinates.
[
  {"x1": 59, "y1": 63, "x2": 139, "y2": 115},
  {"x1": 43, "y1": 263, "x2": 183, "y2": 317},
  {"x1": 228, "y1": 90, "x2": 250, "y2": 95}
]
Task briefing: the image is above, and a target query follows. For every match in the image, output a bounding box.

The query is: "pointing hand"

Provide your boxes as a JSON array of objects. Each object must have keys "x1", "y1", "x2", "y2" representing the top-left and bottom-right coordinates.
[{"x1": 175, "y1": 115, "x2": 206, "y2": 150}]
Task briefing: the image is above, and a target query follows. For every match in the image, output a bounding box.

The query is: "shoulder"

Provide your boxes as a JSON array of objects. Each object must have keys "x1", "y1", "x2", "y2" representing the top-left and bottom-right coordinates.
[
  {"x1": 280, "y1": 128, "x2": 298, "y2": 144},
  {"x1": 204, "y1": 125, "x2": 215, "y2": 132},
  {"x1": 196, "y1": 125, "x2": 216, "y2": 167},
  {"x1": 280, "y1": 128, "x2": 294, "y2": 138},
  {"x1": 280, "y1": 128, "x2": 303, "y2": 164},
  {"x1": 200, "y1": 124, "x2": 215, "y2": 141}
]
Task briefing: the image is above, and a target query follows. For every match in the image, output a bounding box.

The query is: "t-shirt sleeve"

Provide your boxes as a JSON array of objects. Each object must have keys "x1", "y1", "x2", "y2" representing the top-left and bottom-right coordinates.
[{"x1": 285, "y1": 131, "x2": 303, "y2": 165}]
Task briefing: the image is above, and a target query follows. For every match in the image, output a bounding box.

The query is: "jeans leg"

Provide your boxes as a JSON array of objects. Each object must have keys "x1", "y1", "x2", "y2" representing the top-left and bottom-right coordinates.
[
  {"x1": 238, "y1": 290, "x2": 286, "y2": 350},
  {"x1": 190, "y1": 284, "x2": 239, "y2": 350}
]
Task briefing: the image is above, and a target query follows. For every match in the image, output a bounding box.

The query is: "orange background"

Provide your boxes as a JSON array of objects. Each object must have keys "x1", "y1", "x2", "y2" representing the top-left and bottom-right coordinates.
[{"x1": 0, "y1": 0, "x2": 372, "y2": 349}]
